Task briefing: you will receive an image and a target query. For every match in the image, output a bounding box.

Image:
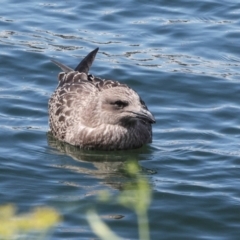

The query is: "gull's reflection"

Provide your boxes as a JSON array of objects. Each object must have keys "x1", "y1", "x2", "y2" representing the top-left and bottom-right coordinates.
[{"x1": 47, "y1": 132, "x2": 156, "y2": 190}]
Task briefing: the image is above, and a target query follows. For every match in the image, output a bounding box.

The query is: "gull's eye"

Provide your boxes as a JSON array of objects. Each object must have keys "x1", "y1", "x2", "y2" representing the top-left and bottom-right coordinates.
[{"x1": 111, "y1": 100, "x2": 128, "y2": 109}]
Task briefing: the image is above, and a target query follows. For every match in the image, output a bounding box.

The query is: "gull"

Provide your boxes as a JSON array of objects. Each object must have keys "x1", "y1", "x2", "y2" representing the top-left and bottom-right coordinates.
[{"x1": 49, "y1": 48, "x2": 155, "y2": 150}]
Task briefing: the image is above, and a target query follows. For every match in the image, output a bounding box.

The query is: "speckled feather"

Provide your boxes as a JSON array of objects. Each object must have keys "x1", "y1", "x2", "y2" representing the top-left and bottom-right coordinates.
[{"x1": 49, "y1": 48, "x2": 155, "y2": 150}]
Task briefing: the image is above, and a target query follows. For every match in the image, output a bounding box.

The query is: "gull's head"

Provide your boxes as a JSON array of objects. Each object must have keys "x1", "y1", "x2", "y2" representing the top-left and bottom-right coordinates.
[{"x1": 98, "y1": 86, "x2": 155, "y2": 127}]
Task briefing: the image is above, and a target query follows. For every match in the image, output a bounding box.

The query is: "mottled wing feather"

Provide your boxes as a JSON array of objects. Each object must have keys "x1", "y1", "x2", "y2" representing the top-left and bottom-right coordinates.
[
  {"x1": 57, "y1": 71, "x2": 88, "y2": 87},
  {"x1": 49, "y1": 71, "x2": 97, "y2": 140},
  {"x1": 88, "y1": 74, "x2": 129, "y2": 91}
]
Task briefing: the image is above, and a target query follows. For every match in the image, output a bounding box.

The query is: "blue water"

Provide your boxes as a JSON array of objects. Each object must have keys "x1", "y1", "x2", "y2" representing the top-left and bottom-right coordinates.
[{"x1": 1, "y1": 0, "x2": 240, "y2": 239}]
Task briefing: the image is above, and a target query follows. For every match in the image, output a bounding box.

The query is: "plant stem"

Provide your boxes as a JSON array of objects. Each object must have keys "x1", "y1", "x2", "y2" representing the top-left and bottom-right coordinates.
[{"x1": 137, "y1": 210, "x2": 150, "y2": 240}]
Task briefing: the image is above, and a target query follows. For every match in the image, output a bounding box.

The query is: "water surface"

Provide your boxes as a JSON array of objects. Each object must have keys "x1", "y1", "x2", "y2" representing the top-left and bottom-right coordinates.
[{"x1": 1, "y1": 0, "x2": 240, "y2": 239}]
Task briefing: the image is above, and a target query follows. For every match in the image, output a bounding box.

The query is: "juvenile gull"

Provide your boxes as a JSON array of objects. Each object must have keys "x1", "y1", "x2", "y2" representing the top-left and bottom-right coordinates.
[{"x1": 49, "y1": 48, "x2": 155, "y2": 150}]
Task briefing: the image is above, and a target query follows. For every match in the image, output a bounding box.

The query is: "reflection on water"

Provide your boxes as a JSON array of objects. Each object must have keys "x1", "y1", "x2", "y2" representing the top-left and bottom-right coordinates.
[{"x1": 47, "y1": 132, "x2": 157, "y2": 190}]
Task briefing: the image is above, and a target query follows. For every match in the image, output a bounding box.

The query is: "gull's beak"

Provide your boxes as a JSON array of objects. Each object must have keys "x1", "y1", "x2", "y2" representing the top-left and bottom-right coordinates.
[{"x1": 129, "y1": 108, "x2": 156, "y2": 124}]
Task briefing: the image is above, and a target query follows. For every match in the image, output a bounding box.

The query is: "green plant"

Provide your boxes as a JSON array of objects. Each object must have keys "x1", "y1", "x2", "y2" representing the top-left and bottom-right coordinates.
[
  {"x1": 0, "y1": 204, "x2": 61, "y2": 240},
  {"x1": 87, "y1": 160, "x2": 152, "y2": 240}
]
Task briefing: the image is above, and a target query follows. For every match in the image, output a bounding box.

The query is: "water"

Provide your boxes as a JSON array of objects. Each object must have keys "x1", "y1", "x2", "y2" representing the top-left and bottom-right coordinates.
[{"x1": 1, "y1": 0, "x2": 240, "y2": 239}]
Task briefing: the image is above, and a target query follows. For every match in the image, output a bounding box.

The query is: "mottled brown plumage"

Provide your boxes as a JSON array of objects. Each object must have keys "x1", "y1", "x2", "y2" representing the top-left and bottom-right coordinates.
[{"x1": 49, "y1": 48, "x2": 155, "y2": 150}]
